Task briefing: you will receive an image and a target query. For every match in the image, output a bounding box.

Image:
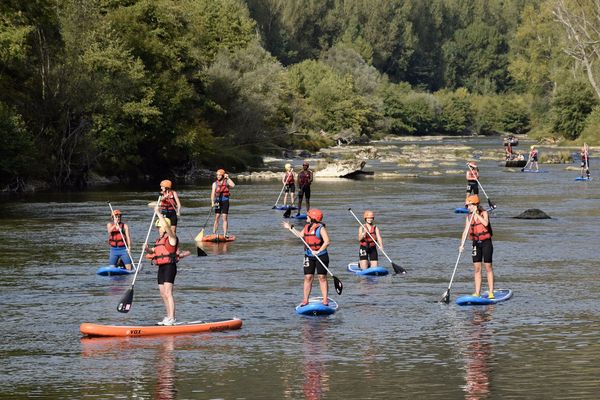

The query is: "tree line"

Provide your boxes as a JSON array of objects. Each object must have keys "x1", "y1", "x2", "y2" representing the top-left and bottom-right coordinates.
[{"x1": 1, "y1": 0, "x2": 598, "y2": 190}]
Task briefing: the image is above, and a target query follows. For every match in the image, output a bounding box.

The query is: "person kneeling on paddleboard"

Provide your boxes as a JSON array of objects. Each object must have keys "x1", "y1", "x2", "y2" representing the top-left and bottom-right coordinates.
[
  {"x1": 460, "y1": 195, "x2": 495, "y2": 299},
  {"x1": 159, "y1": 179, "x2": 181, "y2": 234},
  {"x1": 283, "y1": 209, "x2": 330, "y2": 306},
  {"x1": 466, "y1": 162, "x2": 479, "y2": 195},
  {"x1": 211, "y1": 169, "x2": 235, "y2": 239},
  {"x1": 282, "y1": 163, "x2": 296, "y2": 207},
  {"x1": 107, "y1": 209, "x2": 133, "y2": 271},
  {"x1": 358, "y1": 210, "x2": 383, "y2": 270},
  {"x1": 146, "y1": 207, "x2": 180, "y2": 326}
]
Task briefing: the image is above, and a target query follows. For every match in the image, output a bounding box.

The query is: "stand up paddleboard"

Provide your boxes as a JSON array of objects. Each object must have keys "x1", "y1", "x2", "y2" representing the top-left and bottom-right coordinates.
[
  {"x1": 284, "y1": 213, "x2": 307, "y2": 220},
  {"x1": 96, "y1": 266, "x2": 134, "y2": 276},
  {"x1": 455, "y1": 289, "x2": 513, "y2": 306},
  {"x1": 274, "y1": 205, "x2": 298, "y2": 210},
  {"x1": 347, "y1": 262, "x2": 389, "y2": 276},
  {"x1": 80, "y1": 318, "x2": 243, "y2": 337},
  {"x1": 201, "y1": 234, "x2": 236, "y2": 243},
  {"x1": 296, "y1": 297, "x2": 338, "y2": 316},
  {"x1": 521, "y1": 169, "x2": 548, "y2": 173},
  {"x1": 454, "y1": 206, "x2": 495, "y2": 214},
  {"x1": 575, "y1": 176, "x2": 592, "y2": 181}
]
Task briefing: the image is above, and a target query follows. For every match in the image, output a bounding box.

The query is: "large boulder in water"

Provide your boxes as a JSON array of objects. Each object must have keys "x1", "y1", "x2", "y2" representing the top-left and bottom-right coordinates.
[
  {"x1": 314, "y1": 160, "x2": 368, "y2": 178},
  {"x1": 514, "y1": 209, "x2": 551, "y2": 219}
]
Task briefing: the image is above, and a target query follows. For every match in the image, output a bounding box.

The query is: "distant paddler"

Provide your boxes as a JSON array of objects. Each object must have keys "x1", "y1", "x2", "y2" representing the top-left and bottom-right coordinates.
[
  {"x1": 107, "y1": 209, "x2": 133, "y2": 270},
  {"x1": 358, "y1": 210, "x2": 383, "y2": 270},
  {"x1": 159, "y1": 180, "x2": 181, "y2": 234},
  {"x1": 580, "y1": 143, "x2": 591, "y2": 179},
  {"x1": 282, "y1": 163, "x2": 296, "y2": 207},
  {"x1": 296, "y1": 161, "x2": 313, "y2": 217},
  {"x1": 460, "y1": 195, "x2": 495, "y2": 299},
  {"x1": 211, "y1": 169, "x2": 235, "y2": 238},
  {"x1": 466, "y1": 161, "x2": 479, "y2": 195},
  {"x1": 528, "y1": 145, "x2": 539, "y2": 171}
]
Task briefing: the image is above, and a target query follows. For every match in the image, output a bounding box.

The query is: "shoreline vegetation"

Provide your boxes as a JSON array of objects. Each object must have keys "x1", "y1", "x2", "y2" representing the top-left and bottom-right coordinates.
[{"x1": 2, "y1": 1, "x2": 600, "y2": 192}]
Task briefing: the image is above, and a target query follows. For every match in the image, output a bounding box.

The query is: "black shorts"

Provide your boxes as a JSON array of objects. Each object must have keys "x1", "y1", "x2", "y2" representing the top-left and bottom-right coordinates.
[
  {"x1": 466, "y1": 181, "x2": 478, "y2": 195},
  {"x1": 472, "y1": 239, "x2": 493, "y2": 263},
  {"x1": 532, "y1": 156, "x2": 538, "y2": 162},
  {"x1": 303, "y1": 253, "x2": 328, "y2": 275},
  {"x1": 215, "y1": 200, "x2": 230, "y2": 214},
  {"x1": 581, "y1": 160, "x2": 590, "y2": 168},
  {"x1": 161, "y1": 210, "x2": 178, "y2": 226},
  {"x1": 299, "y1": 185, "x2": 311, "y2": 200},
  {"x1": 359, "y1": 245, "x2": 378, "y2": 261},
  {"x1": 284, "y1": 183, "x2": 295, "y2": 193},
  {"x1": 157, "y1": 263, "x2": 177, "y2": 284}
]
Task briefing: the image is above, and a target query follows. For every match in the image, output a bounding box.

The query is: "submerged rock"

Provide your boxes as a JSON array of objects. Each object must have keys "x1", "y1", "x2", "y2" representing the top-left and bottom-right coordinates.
[{"x1": 514, "y1": 209, "x2": 551, "y2": 219}]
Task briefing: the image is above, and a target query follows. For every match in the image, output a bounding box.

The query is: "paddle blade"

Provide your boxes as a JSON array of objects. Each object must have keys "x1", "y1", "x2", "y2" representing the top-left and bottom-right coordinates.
[
  {"x1": 283, "y1": 208, "x2": 292, "y2": 218},
  {"x1": 195, "y1": 229, "x2": 204, "y2": 242},
  {"x1": 333, "y1": 275, "x2": 343, "y2": 295},
  {"x1": 440, "y1": 289, "x2": 450, "y2": 304},
  {"x1": 197, "y1": 246, "x2": 207, "y2": 257},
  {"x1": 392, "y1": 262, "x2": 407, "y2": 275},
  {"x1": 487, "y1": 199, "x2": 496, "y2": 210},
  {"x1": 117, "y1": 288, "x2": 134, "y2": 313}
]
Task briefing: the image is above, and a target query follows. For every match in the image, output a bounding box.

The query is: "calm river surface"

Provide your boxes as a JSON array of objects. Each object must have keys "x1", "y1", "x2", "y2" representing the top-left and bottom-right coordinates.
[{"x1": 1, "y1": 137, "x2": 599, "y2": 399}]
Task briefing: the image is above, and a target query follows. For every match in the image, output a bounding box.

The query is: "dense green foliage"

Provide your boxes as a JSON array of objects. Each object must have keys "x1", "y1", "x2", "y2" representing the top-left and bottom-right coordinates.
[{"x1": 1, "y1": 0, "x2": 599, "y2": 190}]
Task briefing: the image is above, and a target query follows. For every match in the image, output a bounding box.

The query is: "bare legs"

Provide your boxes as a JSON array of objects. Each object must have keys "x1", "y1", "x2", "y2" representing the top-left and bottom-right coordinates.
[
  {"x1": 303, "y1": 274, "x2": 328, "y2": 305},
  {"x1": 159, "y1": 283, "x2": 175, "y2": 320},
  {"x1": 473, "y1": 262, "x2": 494, "y2": 296}
]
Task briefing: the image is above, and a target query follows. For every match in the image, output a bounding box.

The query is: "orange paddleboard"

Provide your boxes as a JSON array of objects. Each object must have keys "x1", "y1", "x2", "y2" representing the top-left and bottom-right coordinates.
[
  {"x1": 80, "y1": 318, "x2": 242, "y2": 337},
  {"x1": 201, "y1": 234, "x2": 236, "y2": 243}
]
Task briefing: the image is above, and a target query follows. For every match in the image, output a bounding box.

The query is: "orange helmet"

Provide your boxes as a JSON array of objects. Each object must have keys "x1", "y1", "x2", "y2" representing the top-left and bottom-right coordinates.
[
  {"x1": 465, "y1": 195, "x2": 480, "y2": 205},
  {"x1": 363, "y1": 210, "x2": 375, "y2": 219},
  {"x1": 112, "y1": 209, "x2": 122, "y2": 216},
  {"x1": 217, "y1": 169, "x2": 226, "y2": 175},
  {"x1": 307, "y1": 209, "x2": 323, "y2": 222},
  {"x1": 160, "y1": 179, "x2": 172, "y2": 189}
]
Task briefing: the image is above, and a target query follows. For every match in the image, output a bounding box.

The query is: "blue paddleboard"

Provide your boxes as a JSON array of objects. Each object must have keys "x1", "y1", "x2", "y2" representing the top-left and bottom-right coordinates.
[
  {"x1": 455, "y1": 289, "x2": 513, "y2": 306},
  {"x1": 455, "y1": 206, "x2": 494, "y2": 214},
  {"x1": 575, "y1": 176, "x2": 592, "y2": 181},
  {"x1": 521, "y1": 169, "x2": 548, "y2": 173},
  {"x1": 96, "y1": 266, "x2": 134, "y2": 276},
  {"x1": 286, "y1": 213, "x2": 307, "y2": 220},
  {"x1": 347, "y1": 262, "x2": 389, "y2": 276},
  {"x1": 296, "y1": 297, "x2": 338, "y2": 316},
  {"x1": 274, "y1": 205, "x2": 298, "y2": 210}
]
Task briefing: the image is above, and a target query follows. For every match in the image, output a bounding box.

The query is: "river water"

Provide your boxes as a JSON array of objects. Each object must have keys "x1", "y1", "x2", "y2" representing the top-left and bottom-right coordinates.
[{"x1": 1, "y1": 137, "x2": 599, "y2": 399}]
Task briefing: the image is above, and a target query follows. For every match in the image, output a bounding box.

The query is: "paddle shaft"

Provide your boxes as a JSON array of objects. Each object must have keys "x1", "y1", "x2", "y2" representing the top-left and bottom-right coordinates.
[
  {"x1": 108, "y1": 202, "x2": 137, "y2": 269},
  {"x1": 273, "y1": 184, "x2": 286, "y2": 207},
  {"x1": 129, "y1": 195, "x2": 161, "y2": 287},
  {"x1": 445, "y1": 214, "x2": 474, "y2": 292},
  {"x1": 287, "y1": 227, "x2": 335, "y2": 278},
  {"x1": 348, "y1": 209, "x2": 391, "y2": 263}
]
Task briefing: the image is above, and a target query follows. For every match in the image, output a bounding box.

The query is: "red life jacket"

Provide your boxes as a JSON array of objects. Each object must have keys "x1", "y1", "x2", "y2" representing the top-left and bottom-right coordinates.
[
  {"x1": 160, "y1": 191, "x2": 176, "y2": 211},
  {"x1": 303, "y1": 223, "x2": 324, "y2": 252},
  {"x1": 152, "y1": 234, "x2": 179, "y2": 265},
  {"x1": 215, "y1": 179, "x2": 230, "y2": 198},
  {"x1": 299, "y1": 170, "x2": 312, "y2": 186},
  {"x1": 531, "y1": 150, "x2": 538, "y2": 158},
  {"x1": 581, "y1": 150, "x2": 588, "y2": 161},
  {"x1": 108, "y1": 223, "x2": 126, "y2": 247},
  {"x1": 284, "y1": 171, "x2": 295, "y2": 184},
  {"x1": 360, "y1": 225, "x2": 377, "y2": 248},
  {"x1": 466, "y1": 169, "x2": 479, "y2": 180},
  {"x1": 469, "y1": 212, "x2": 492, "y2": 241}
]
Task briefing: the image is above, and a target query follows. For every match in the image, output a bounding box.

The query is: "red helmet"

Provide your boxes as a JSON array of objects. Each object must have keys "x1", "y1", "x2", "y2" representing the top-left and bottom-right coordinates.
[
  {"x1": 465, "y1": 195, "x2": 480, "y2": 205},
  {"x1": 307, "y1": 209, "x2": 323, "y2": 222}
]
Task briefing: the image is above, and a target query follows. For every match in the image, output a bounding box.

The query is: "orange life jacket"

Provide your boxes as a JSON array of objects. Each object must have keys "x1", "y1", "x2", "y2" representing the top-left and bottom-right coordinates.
[
  {"x1": 360, "y1": 225, "x2": 377, "y2": 248},
  {"x1": 469, "y1": 212, "x2": 492, "y2": 241},
  {"x1": 299, "y1": 170, "x2": 312, "y2": 186},
  {"x1": 467, "y1": 169, "x2": 479, "y2": 181},
  {"x1": 284, "y1": 171, "x2": 295, "y2": 184},
  {"x1": 303, "y1": 223, "x2": 326, "y2": 255},
  {"x1": 152, "y1": 234, "x2": 179, "y2": 265},
  {"x1": 108, "y1": 223, "x2": 126, "y2": 247},
  {"x1": 160, "y1": 191, "x2": 176, "y2": 211},
  {"x1": 215, "y1": 179, "x2": 230, "y2": 198}
]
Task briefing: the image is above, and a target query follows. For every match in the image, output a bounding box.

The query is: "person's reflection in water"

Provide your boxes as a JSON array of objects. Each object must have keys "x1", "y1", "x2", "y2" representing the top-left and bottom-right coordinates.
[
  {"x1": 463, "y1": 307, "x2": 493, "y2": 400},
  {"x1": 154, "y1": 336, "x2": 177, "y2": 400},
  {"x1": 199, "y1": 241, "x2": 230, "y2": 255},
  {"x1": 302, "y1": 320, "x2": 331, "y2": 400}
]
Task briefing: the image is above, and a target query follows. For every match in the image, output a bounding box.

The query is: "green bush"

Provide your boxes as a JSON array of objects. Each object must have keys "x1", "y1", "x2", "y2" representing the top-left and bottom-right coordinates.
[{"x1": 552, "y1": 81, "x2": 598, "y2": 140}]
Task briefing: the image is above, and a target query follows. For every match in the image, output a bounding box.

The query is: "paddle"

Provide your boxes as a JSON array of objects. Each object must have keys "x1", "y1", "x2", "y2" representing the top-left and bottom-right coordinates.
[
  {"x1": 440, "y1": 213, "x2": 474, "y2": 304},
  {"x1": 283, "y1": 206, "x2": 292, "y2": 218},
  {"x1": 107, "y1": 202, "x2": 137, "y2": 271},
  {"x1": 521, "y1": 153, "x2": 533, "y2": 172},
  {"x1": 348, "y1": 208, "x2": 406, "y2": 274},
  {"x1": 467, "y1": 163, "x2": 496, "y2": 210},
  {"x1": 272, "y1": 183, "x2": 286, "y2": 209},
  {"x1": 117, "y1": 195, "x2": 161, "y2": 313},
  {"x1": 285, "y1": 224, "x2": 343, "y2": 295}
]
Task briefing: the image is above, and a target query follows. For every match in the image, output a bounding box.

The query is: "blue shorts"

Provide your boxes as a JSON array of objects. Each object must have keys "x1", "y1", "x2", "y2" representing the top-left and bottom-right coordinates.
[{"x1": 109, "y1": 246, "x2": 132, "y2": 266}]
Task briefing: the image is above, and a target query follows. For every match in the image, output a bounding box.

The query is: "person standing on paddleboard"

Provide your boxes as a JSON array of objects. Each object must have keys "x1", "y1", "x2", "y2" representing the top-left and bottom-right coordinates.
[
  {"x1": 146, "y1": 207, "x2": 179, "y2": 326},
  {"x1": 466, "y1": 161, "x2": 479, "y2": 195},
  {"x1": 211, "y1": 169, "x2": 235, "y2": 238},
  {"x1": 460, "y1": 195, "x2": 495, "y2": 299},
  {"x1": 107, "y1": 209, "x2": 133, "y2": 270},
  {"x1": 528, "y1": 145, "x2": 539, "y2": 171},
  {"x1": 296, "y1": 161, "x2": 313, "y2": 217},
  {"x1": 283, "y1": 209, "x2": 330, "y2": 306},
  {"x1": 282, "y1": 163, "x2": 296, "y2": 207},
  {"x1": 358, "y1": 210, "x2": 383, "y2": 270},
  {"x1": 580, "y1": 144, "x2": 591, "y2": 178},
  {"x1": 159, "y1": 180, "x2": 181, "y2": 234}
]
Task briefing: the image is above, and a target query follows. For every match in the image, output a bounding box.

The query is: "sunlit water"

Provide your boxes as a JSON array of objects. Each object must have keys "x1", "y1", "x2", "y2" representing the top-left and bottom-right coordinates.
[{"x1": 1, "y1": 137, "x2": 599, "y2": 399}]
